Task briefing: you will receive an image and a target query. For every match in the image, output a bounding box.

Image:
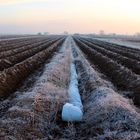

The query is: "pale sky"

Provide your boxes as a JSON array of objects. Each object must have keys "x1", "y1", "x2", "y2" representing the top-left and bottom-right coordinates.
[{"x1": 0, "y1": 0, "x2": 140, "y2": 34}]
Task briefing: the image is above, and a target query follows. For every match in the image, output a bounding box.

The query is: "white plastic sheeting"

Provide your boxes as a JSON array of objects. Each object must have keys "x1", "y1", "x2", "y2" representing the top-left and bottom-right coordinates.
[
  {"x1": 62, "y1": 63, "x2": 83, "y2": 121},
  {"x1": 62, "y1": 103, "x2": 83, "y2": 121}
]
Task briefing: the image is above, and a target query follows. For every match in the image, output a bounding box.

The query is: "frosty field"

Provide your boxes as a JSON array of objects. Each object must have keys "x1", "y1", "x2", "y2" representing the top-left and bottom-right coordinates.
[{"x1": 0, "y1": 35, "x2": 140, "y2": 140}]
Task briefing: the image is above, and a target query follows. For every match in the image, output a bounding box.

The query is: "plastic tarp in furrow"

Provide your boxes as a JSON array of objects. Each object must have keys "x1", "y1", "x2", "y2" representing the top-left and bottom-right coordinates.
[{"x1": 62, "y1": 38, "x2": 83, "y2": 121}]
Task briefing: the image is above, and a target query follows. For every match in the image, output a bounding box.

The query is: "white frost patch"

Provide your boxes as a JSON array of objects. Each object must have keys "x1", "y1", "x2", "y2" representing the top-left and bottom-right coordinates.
[{"x1": 62, "y1": 62, "x2": 83, "y2": 121}]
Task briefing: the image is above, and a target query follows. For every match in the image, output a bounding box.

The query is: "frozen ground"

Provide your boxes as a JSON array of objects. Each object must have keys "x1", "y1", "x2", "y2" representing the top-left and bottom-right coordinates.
[
  {"x1": 0, "y1": 36, "x2": 140, "y2": 140},
  {"x1": 93, "y1": 37, "x2": 140, "y2": 50}
]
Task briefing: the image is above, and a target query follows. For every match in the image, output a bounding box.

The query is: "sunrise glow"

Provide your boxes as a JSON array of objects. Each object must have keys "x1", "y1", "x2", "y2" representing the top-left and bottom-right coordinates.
[{"x1": 0, "y1": 0, "x2": 140, "y2": 34}]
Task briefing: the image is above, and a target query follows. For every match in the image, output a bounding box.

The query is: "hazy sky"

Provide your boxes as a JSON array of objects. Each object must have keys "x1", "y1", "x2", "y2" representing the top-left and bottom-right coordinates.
[{"x1": 0, "y1": 0, "x2": 140, "y2": 34}]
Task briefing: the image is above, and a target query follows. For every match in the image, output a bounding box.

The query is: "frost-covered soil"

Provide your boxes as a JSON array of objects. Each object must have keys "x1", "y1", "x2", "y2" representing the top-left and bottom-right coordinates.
[
  {"x1": 0, "y1": 37, "x2": 72, "y2": 140},
  {"x1": 72, "y1": 38, "x2": 140, "y2": 139},
  {"x1": 93, "y1": 37, "x2": 140, "y2": 50},
  {"x1": 0, "y1": 36, "x2": 140, "y2": 140}
]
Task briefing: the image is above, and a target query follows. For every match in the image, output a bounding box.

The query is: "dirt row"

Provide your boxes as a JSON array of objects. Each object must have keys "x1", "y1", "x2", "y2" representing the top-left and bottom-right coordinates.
[
  {"x1": 0, "y1": 38, "x2": 65, "y2": 98},
  {"x1": 83, "y1": 37, "x2": 140, "y2": 61},
  {"x1": 0, "y1": 36, "x2": 62, "y2": 56},
  {"x1": 79, "y1": 38, "x2": 140, "y2": 75},
  {"x1": 0, "y1": 37, "x2": 44, "y2": 51},
  {"x1": 97, "y1": 38, "x2": 140, "y2": 54},
  {"x1": 0, "y1": 35, "x2": 33, "y2": 40},
  {"x1": 0, "y1": 38, "x2": 49, "y2": 58},
  {"x1": 0, "y1": 37, "x2": 72, "y2": 140},
  {"x1": 90, "y1": 39, "x2": 140, "y2": 54},
  {"x1": 0, "y1": 36, "x2": 61, "y2": 52},
  {"x1": 74, "y1": 37, "x2": 140, "y2": 106},
  {"x1": 71, "y1": 38, "x2": 140, "y2": 139},
  {"x1": 0, "y1": 37, "x2": 63, "y2": 71}
]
